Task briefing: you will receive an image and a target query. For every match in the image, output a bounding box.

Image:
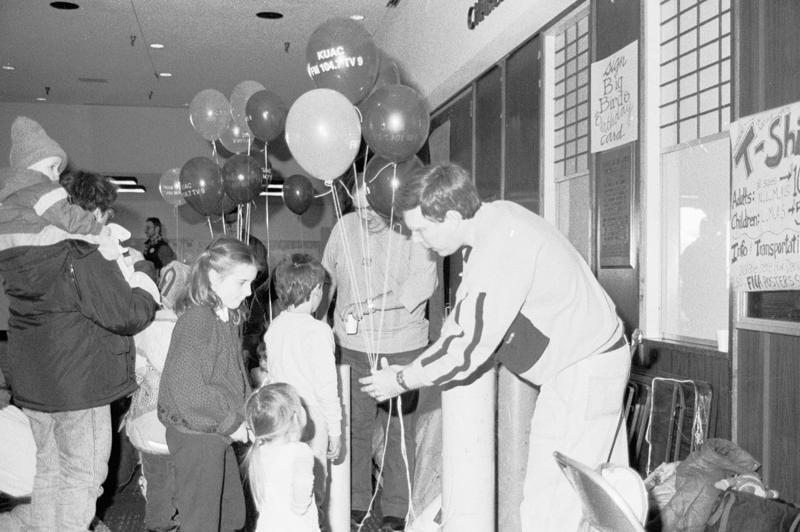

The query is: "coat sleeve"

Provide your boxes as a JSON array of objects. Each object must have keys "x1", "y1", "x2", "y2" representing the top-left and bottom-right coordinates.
[
  {"x1": 402, "y1": 239, "x2": 535, "y2": 388},
  {"x1": 70, "y1": 248, "x2": 157, "y2": 336},
  {"x1": 18, "y1": 182, "x2": 105, "y2": 235}
]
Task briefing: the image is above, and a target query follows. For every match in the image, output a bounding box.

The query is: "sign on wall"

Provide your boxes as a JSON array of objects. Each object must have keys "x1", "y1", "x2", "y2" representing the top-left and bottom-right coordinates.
[
  {"x1": 598, "y1": 144, "x2": 635, "y2": 268},
  {"x1": 730, "y1": 103, "x2": 800, "y2": 291},
  {"x1": 590, "y1": 40, "x2": 638, "y2": 153}
]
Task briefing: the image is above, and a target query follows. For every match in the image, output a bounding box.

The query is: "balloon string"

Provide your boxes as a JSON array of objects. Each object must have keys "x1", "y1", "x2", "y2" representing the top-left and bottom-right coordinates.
[
  {"x1": 174, "y1": 205, "x2": 181, "y2": 262},
  {"x1": 368, "y1": 162, "x2": 395, "y2": 184},
  {"x1": 265, "y1": 177, "x2": 273, "y2": 323},
  {"x1": 374, "y1": 166, "x2": 399, "y2": 357},
  {"x1": 206, "y1": 216, "x2": 214, "y2": 240},
  {"x1": 313, "y1": 188, "x2": 333, "y2": 199},
  {"x1": 330, "y1": 183, "x2": 375, "y2": 365},
  {"x1": 355, "y1": 169, "x2": 382, "y2": 367}
]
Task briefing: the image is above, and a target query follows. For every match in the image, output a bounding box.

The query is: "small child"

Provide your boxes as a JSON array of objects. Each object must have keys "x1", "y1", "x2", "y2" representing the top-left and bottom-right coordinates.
[
  {"x1": 158, "y1": 238, "x2": 258, "y2": 532},
  {"x1": 245, "y1": 382, "x2": 319, "y2": 532},
  {"x1": 0, "y1": 116, "x2": 125, "y2": 256},
  {"x1": 264, "y1": 253, "x2": 342, "y2": 513}
]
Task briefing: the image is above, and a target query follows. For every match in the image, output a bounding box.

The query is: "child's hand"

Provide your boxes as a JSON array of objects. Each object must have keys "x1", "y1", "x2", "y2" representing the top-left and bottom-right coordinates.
[{"x1": 327, "y1": 434, "x2": 342, "y2": 459}]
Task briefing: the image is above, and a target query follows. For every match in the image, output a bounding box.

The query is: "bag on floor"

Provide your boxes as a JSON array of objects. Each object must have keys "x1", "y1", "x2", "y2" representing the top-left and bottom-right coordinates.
[{"x1": 704, "y1": 488, "x2": 800, "y2": 532}]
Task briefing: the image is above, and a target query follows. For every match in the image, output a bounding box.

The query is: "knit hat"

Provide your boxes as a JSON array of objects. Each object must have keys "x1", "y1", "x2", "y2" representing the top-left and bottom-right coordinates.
[{"x1": 9, "y1": 116, "x2": 67, "y2": 172}]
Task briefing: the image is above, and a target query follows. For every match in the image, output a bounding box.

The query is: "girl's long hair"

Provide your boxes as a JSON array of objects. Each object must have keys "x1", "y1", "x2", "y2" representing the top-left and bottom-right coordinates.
[
  {"x1": 244, "y1": 382, "x2": 305, "y2": 508},
  {"x1": 176, "y1": 237, "x2": 261, "y2": 324}
]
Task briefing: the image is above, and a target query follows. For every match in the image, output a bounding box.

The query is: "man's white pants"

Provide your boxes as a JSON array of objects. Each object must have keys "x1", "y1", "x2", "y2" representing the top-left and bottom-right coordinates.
[{"x1": 520, "y1": 345, "x2": 631, "y2": 532}]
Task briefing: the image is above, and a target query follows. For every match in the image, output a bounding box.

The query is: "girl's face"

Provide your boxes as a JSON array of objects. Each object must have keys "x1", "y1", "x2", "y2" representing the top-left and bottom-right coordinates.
[{"x1": 209, "y1": 262, "x2": 257, "y2": 309}]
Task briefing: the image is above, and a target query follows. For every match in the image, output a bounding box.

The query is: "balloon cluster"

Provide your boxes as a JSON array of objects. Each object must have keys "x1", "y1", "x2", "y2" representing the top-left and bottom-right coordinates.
[
  {"x1": 167, "y1": 17, "x2": 432, "y2": 222},
  {"x1": 291, "y1": 17, "x2": 430, "y2": 218}
]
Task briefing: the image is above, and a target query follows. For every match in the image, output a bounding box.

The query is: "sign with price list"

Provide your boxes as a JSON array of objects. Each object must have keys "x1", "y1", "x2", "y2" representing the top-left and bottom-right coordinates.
[{"x1": 730, "y1": 103, "x2": 800, "y2": 291}]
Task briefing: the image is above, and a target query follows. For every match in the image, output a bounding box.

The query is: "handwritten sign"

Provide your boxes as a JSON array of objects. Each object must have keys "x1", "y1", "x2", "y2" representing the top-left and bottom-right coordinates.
[
  {"x1": 598, "y1": 145, "x2": 634, "y2": 268},
  {"x1": 730, "y1": 102, "x2": 800, "y2": 291},
  {"x1": 590, "y1": 40, "x2": 638, "y2": 153}
]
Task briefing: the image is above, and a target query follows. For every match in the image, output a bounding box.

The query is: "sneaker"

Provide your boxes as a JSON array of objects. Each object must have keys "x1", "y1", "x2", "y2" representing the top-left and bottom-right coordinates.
[
  {"x1": 380, "y1": 515, "x2": 406, "y2": 531},
  {"x1": 351, "y1": 509, "x2": 368, "y2": 530}
]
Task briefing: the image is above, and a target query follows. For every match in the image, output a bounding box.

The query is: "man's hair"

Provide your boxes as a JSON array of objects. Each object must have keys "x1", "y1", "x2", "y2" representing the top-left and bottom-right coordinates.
[
  {"x1": 395, "y1": 163, "x2": 481, "y2": 221},
  {"x1": 60, "y1": 171, "x2": 117, "y2": 214},
  {"x1": 146, "y1": 217, "x2": 163, "y2": 236},
  {"x1": 274, "y1": 253, "x2": 326, "y2": 308}
]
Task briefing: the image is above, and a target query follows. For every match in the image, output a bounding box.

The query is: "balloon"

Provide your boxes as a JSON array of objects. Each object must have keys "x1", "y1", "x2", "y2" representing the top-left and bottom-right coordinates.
[
  {"x1": 285, "y1": 88, "x2": 362, "y2": 181},
  {"x1": 222, "y1": 154, "x2": 263, "y2": 204},
  {"x1": 189, "y1": 89, "x2": 231, "y2": 141},
  {"x1": 229, "y1": 80, "x2": 265, "y2": 136},
  {"x1": 218, "y1": 122, "x2": 253, "y2": 155},
  {"x1": 159, "y1": 167, "x2": 185, "y2": 206},
  {"x1": 362, "y1": 84, "x2": 430, "y2": 162},
  {"x1": 179, "y1": 157, "x2": 224, "y2": 216},
  {"x1": 305, "y1": 17, "x2": 380, "y2": 104},
  {"x1": 364, "y1": 155, "x2": 423, "y2": 218},
  {"x1": 357, "y1": 52, "x2": 402, "y2": 115},
  {"x1": 283, "y1": 174, "x2": 315, "y2": 215},
  {"x1": 246, "y1": 90, "x2": 288, "y2": 142}
]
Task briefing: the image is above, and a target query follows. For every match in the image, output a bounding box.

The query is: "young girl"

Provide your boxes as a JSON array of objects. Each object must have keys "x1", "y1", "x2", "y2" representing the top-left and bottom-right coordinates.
[
  {"x1": 245, "y1": 382, "x2": 320, "y2": 532},
  {"x1": 157, "y1": 238, "x2": 258, "y2": 532}
]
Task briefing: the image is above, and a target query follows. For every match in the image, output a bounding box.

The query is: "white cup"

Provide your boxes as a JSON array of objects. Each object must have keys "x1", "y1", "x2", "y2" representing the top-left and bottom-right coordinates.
[
  {"x1": 716, "y1": 329, "x2": 729, "y2": 352},
  {"x1": 345, "y1": 314, "x2": 358, "y2": 335}
]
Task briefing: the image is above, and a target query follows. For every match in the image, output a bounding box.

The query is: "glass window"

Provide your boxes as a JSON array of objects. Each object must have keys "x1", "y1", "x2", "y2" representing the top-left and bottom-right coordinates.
[{"x1": 659, "y1": 0, "x2": 732, "y2": 343}]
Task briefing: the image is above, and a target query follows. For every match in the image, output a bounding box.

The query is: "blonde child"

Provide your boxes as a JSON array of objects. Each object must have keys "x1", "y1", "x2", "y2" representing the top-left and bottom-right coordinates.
[
  {"x1": 246, "y1": 382, "x2": 320, "y2": 532},
  {"x1": 264, "y1": 253, "x2": 342, "y2": 513},
  {"x1": 157, "y1": 238, "x2": 259, "y2": 532}
]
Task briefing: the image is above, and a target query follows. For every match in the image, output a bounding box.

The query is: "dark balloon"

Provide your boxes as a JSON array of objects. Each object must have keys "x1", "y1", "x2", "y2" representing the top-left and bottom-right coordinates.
[
  {"x1": 357, "y1": 52, "x2": 402, "y2": 116},
  {"x1": 305, "y1": 18, "x2": 380, "y2": 104},
  {"x1": 246, "y1": 90, "x2": 288, "y2": 142},
  {"x1": 180, "y1": 157, "x2": 224, "y2": 216},
  {"x1": 362, "y1": 84, "x2": 430, "y2": 162},
  {"x1": 222, "y1": 154, "x2": 264, "y2": 204},
  {"x1": 364, "y1": 155, "x2": 423, "y2": 219},
  {"x1": 283, "y1": 174, "x2": 315, "y2": 215}
]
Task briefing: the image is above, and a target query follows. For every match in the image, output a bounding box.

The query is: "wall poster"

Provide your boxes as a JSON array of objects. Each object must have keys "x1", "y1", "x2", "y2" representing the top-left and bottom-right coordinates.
[
  {"x1": 730, "y1": 103, "x2": 800, "y2": 291},
  {"x1": 590, "y1": 40, "x2": 638, "y2": 153},
  {"x1": 598, "y1": 144, "x2": 635, "y2": 268}
]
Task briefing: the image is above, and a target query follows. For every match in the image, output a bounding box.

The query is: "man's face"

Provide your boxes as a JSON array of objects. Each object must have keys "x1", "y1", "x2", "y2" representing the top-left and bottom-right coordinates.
[
  {"x1": 402, "y1": 206, "x2": 463, "y2": 256},
  {"x1": 28, "y1": 156, "x2": 62, "y2": 182},
  {"x1": 144, "y1": 221, "x2": 156, "y2": 239}
]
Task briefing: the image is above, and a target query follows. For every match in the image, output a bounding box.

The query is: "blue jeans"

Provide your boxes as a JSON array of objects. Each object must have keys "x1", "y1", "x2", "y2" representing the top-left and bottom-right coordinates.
[
  {"x1": 341, "y1": 346, "x2": 421, "y2": 519},
  {"x1": 12, "y1": 406, "x2": 112, "y2": 532}
]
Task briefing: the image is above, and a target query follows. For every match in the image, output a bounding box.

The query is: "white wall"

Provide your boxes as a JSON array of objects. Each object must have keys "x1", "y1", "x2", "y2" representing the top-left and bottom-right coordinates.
[{"x1": 377, "y1": 0, "x2": 575, "y2": 109}]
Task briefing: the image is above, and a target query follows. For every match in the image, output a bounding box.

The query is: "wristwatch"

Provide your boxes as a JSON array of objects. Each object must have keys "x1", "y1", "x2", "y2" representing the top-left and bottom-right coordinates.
[{"x1": 396, "y1": 369, "x2": 410, "y2": 391}]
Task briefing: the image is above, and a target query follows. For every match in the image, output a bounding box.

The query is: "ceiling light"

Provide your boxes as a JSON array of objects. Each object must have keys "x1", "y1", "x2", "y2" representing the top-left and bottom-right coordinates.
[
  {"x1": 35, "y1": 97, "x2": 47, "y2": 102},
  {"x1": 157, "y1": 72, "x2": 173, "y2": 78},
  {"x1": 350, "y1": 14, "x2": 365, "y2": 21},
  {"x1": 149, "y1": 43, "x2": 165, "y2": 49},
  {"x1": 2, "y1": 65, "x2": 15, "y2": 71},
  {"x1": 50, "y1": 1, "x2": 79, "y2": 9},
  {"x1": 256, "y1": 11, "x2": 283, "y2": 19}
]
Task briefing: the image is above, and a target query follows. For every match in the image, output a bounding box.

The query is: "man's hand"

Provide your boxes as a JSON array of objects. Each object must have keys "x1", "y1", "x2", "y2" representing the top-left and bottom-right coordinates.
[
  {"x1": 327, "y1": 434, "x2": 342, "y2": 460},
  {"x1": 360, "y1": 357, "x2": 406, "y2": 403}
]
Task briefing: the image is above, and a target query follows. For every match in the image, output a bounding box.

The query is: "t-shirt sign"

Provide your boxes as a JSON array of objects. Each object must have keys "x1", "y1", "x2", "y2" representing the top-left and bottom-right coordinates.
[
  {"x1": 590, "y1": 40, "x2": 638, "y2": 153},
  {"x1": 730, "y1": 102, "x2": 800, "y2": 291}
]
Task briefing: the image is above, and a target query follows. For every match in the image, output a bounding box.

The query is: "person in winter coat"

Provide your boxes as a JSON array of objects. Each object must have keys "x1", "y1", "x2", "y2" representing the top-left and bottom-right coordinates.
[{"x1": 0, "y1": 167, "x2": 158, "y2": 531}]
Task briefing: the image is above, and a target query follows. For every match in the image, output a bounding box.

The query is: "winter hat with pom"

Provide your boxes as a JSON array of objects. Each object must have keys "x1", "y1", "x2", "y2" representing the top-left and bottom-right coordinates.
[{"x1": 9, "y1": 116, "x2": 67, "y2": 172}]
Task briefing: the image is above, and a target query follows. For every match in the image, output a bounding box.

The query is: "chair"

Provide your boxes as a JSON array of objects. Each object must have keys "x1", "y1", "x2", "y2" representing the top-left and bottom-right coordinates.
[{"x1": 553, "y1": 451, "x2": 648, "y2": 532}]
